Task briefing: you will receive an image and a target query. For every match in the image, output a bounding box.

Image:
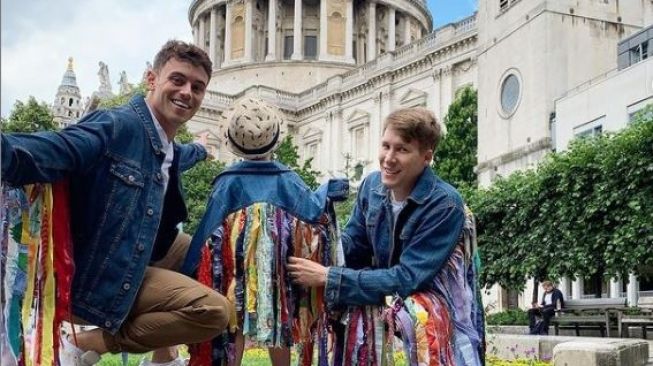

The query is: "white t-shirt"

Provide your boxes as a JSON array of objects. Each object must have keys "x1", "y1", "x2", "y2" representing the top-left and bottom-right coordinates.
[{"x1": 145, "y1": 103, "x2": 174, "y2": 192}]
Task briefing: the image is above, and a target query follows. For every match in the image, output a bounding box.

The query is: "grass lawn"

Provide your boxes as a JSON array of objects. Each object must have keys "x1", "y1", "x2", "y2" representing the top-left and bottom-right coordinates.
[{"x1": 98, "y1": 349, "x2": 549, "y2": 365}]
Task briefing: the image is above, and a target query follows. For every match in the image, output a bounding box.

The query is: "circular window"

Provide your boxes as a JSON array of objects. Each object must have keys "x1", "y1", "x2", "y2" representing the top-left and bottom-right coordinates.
[{"x1": 500, "y1": 73, "x2": 521, "y2": 117}]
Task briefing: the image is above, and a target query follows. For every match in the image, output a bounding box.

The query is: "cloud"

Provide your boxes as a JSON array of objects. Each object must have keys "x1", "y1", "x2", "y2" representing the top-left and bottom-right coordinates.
[{"x1": 1, "y1": 0, "x2": 191, "y2": 117}]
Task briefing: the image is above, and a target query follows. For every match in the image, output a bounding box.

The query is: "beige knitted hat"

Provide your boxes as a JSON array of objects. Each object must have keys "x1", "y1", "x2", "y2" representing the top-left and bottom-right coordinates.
[{"x1": 225, "y1": 98, "x2": 283, "y2": 159}]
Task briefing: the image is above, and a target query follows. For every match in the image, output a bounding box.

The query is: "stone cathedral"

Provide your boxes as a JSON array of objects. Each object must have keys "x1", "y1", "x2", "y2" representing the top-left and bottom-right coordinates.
[{"x1": 185, "y1": 0, "x2": 653, "y2": 191}]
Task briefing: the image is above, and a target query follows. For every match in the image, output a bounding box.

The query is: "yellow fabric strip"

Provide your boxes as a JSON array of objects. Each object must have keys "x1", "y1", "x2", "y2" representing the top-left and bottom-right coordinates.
[
  {"x1": 245, "y1": 204, "x2": 260, "y2": 314},
  {"x1": 40, "y1": 185, "x2": 55, "y2": 365}
]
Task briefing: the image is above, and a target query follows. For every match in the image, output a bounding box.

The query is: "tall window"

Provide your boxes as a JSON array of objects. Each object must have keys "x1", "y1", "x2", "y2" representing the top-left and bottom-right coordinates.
[
  {"x1": 304, "y1": 35, "x2": 317, "y2": 60},
  {"x1": 284, "y1": 35, "x2": 294, "y2": 59}
]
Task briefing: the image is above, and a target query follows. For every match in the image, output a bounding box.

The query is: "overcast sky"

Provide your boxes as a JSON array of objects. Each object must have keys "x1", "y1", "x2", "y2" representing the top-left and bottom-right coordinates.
[{"x1": 1, "y1": 0, "x2": 477, "y2": 118}]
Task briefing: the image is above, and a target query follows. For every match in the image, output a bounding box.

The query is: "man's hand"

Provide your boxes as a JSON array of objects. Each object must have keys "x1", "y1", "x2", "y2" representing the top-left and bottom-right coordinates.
[{"x1": 287, "y1": 257, "x2": 328, "y2": 287}]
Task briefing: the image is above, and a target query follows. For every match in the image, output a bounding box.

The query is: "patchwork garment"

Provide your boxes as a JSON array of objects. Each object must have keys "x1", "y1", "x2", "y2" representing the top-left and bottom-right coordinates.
[
  {"x1": 337, "y1": 208, "x2": 485, "y2": 366},
  {"x1": 189, "y1": 202, "x2": 340, "y2": 366},
  {"x1": 1, "y1": 182, "x2": 74, "y2": 366}
]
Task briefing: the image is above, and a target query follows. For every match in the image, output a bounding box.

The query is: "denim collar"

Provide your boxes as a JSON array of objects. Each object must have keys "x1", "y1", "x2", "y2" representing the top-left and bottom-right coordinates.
[
  {"x1": 372, "y1": 167, "x2": 436, "y2": 205},
  {"x1": 129, "y1": 95, "x2": 165, "y2": 155},
  {"x1": 220, "y1": 160, "x2": 293, "y2": 176}
]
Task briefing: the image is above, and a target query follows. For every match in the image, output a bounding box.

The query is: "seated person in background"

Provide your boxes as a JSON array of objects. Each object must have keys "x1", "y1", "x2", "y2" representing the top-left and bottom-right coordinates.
[{"x1": 528, "y1": 280, "x2": 565, "y2": 335}]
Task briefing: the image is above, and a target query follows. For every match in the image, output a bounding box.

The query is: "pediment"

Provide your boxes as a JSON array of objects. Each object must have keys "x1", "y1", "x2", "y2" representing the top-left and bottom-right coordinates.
[
  {"x1": 399, "y1": 88, "x2": 427, "y2": 107},
  {"x1": 302, "y1": 127, "x2": 323, "y2": 142},
  {"x1": 345, "y1": 109, "x2": 370, "y2": 129}
]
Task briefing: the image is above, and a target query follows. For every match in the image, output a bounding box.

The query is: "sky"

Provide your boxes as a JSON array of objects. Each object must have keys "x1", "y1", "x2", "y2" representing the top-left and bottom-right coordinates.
[{"x1": 0, "y1": 0, "x2": 477, "y2": 118}]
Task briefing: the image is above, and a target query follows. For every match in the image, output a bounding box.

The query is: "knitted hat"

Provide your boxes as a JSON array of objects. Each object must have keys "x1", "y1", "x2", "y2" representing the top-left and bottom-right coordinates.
[{"x1": 225, "y1": 98, "x2": 283, "y2": 159}]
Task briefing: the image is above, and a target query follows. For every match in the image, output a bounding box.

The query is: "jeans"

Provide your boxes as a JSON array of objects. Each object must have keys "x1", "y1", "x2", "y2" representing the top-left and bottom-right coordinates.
[{"x1": 528, "y1": 307, "x2": 555, "y2": 335}]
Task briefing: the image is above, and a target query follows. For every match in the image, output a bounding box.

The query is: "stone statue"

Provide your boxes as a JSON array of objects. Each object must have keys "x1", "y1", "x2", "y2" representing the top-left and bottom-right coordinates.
[
  {"x1": 141, "y1": 61, "x2": 153, "y2": 83},
  {"x1": 118, "y1": 71, "x2": 132, "y2": 95},
  {"x1": 97, "y1": 61, "x2": 112, "y2": 94}
]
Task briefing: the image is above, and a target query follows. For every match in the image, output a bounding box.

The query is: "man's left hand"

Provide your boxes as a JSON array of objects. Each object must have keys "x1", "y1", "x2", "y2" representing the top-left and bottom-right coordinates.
[{"x1": 287, "y1": 257, "x2": 328, "y2": 287}]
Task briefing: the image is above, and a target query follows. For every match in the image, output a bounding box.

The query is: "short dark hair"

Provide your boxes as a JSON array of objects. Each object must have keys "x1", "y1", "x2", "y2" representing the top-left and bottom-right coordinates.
[
  {"x1": 152, "y1": 40, "x2": 212, "y2": 79},
  {"x1": 383, "y1": 107, "x2": 441, "y2": 152}
]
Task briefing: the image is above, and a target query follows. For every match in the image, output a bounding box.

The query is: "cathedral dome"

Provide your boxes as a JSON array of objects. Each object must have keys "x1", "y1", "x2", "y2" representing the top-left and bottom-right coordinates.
[{"x1": 188, "y1": 0, "x2": 432, "y2": 94}]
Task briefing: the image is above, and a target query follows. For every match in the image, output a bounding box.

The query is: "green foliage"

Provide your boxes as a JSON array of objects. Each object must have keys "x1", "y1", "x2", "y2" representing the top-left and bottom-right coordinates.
[
  {"x1": 98, "y1": 83, "x2": 147, "y2": 109},
  {"x1": 334, "y1": 193, "x2": 356, "y2": 228},
  {"x1": 433, "y1": 86, "x2": 478, "y2": 188},
  {"x1": 273, "y1": 135, "x2": 320, "y2": 189},
  {"x1": 175, "y1": 126, "x2": 224, "y2": 235},
  {"x1": 2, "y1": 96, "x2": 57, "y2": 132},
  {"x1": 486, "y1": 309, "x2": 529, "y2": 326},
  {"x1": 181, "y1": 158, "x2": 225, "y2": 235},
  {"x1": 469, "y1": 107, "x2": 653, "y2": 290}
]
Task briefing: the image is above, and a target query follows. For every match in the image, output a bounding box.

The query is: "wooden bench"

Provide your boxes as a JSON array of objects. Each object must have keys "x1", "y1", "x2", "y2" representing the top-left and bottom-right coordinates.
[
  {"x1": 551, "y1": 298, "x2": 627, "y2": 337},
  {"x1": 618, "y1": 307, "x2": 653, "y2": 338}
]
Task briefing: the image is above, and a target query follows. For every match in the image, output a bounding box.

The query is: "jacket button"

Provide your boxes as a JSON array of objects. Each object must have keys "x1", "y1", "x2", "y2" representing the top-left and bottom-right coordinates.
[
  {"x1": 137, "y1": 243, "x2": 145, "y2": 251},
  {"x1": 156, "y1": 173, "x2": 162, "y2": 180},
  {"x1": 105, "y1": 321, "x2": 112, "y2": 328},
  {"x1": 128, "y1": 175, "x2": 135, "y2": 183},
  {"x1": 147, "y1": 208, "x2": 154, "y2": 216},
  {"x1": 123, "y1": 283, "x2": 131, "y2": 291}
]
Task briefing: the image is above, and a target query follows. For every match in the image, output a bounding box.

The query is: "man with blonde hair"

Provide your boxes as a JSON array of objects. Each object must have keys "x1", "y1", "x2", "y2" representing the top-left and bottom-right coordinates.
[{"x1": 288, "y1": 107, "x2": 485, "y2": 365}]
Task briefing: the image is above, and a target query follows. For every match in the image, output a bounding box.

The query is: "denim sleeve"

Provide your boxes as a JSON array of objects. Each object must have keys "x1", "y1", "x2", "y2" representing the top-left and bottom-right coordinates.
[
  {"x1": 177, "y1": 143, "x2": 207, "y2": 172},
  {"x1": 1, "y1": 111, "x2": 113, "y2": 186},
  {"x1": 325, "y1": 200, "x2": 464, "y2": 307}
]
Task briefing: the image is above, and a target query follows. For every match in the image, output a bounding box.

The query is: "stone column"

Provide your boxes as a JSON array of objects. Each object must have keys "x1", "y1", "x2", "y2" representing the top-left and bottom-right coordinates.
[
  {"x1": 198, "y1": 14, "x2": 206, "y2": 51},
  {"x1": 627, "y1": 273, "x2": 639, "y2": 306},
  {"x1": 571, "y1": 278, "x2": 584, "y2": 300},
  {"x1": 193, "y1": 22, "x2": 200, "y2": 45},
  {"x1": 266, "y1": 0, "x2": 277, "y2": 61},
  {"x1": 366, "y1": 1, "x2": 376, "y2": 61},
  {"x1": 609, "y1": 278, "x2": 622, "y2": 299},
  {"x1": 245, "y1": 0, "x2": 254, "y2": 61},
  {"x1": 319, "y1": 0, "x2": 328, "y2": 59},
  {"x1": 215, "y1": 7, "x2": 224, "y2": 67},
  {"x1": 403, "y1": 16, "x2": 411, "y2": 45},
  {"x1": 345, "y1": 0, "x2": 354, "y2": 62},
  {"x1": 292, "y1": 0, "x2": 303, "y2": 60},
  {"x1": 225, "y1": 3, "x2": 233, "y2": 64},
  {"x1": 387, "y1": 7, "x2": 395, "y2": 52},
  {"x1": 210, "y1": 7, "x2": 218, "y2": 67},
  {"x1": 558, "y1": 277, "x2": 571, "y2": 299}
]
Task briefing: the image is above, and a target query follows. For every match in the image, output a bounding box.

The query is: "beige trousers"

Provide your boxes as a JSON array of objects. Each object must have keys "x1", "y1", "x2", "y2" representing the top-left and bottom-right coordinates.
[{"x1": 98, "y1": 233, "x2": 231, "y2": 353}]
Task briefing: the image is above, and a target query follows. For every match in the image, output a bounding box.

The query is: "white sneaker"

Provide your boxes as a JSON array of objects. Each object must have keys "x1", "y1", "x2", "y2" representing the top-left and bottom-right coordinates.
[
  {"x1": 59, "y1": 337, "x2": 101, "y2": 366},
  {"x1": 137, "y1": 356, "x2": 188, "y2": 366}
]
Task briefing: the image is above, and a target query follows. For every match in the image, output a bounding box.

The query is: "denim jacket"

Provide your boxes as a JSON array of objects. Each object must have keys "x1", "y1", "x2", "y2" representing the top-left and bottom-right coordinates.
[
  {"x1": 1, "y1": 95, "x2": 207, "y2": 333},
  {"x1": 325, "y1": 168, "x2": 465, "y2": 307},
  {"x1": 181, "y1": 160, "x2": 348, "y2": 275}
]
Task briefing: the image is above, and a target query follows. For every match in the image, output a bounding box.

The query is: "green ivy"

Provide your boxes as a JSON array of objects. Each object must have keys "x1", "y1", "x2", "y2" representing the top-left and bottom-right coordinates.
[{"x1": 469, "y1": 106, "x2": 653, "y2": 290}]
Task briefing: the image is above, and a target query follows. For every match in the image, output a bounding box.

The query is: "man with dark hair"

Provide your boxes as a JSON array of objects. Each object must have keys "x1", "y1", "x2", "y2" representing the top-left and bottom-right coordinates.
[
  {"x1": 528, "y1": 280, "x2": 565, "y2": 335},
  {"x1": 287, "y1": 107, "x2": 485, "y2": 365},
  {"x1": 2, "y1": 40, "x2": 232, "y2": 366}
]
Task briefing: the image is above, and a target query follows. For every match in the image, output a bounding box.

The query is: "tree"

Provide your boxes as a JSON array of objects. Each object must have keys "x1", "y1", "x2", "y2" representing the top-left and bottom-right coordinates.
[
  {"x1": 468, "y1": 109, "x2": 653, "y2": 293},
  {"x1": 273, "y1": 135, "x2": 320, "y2": 190},
  {"x1": 98, "y1": 82, "x2": 148, "y2": 109},
  {"x1": 432, "y1": 86, "x2": 478, "y2": 190},
  {"x1": 175, "y1": 125, "x2": 225, "y2": 234},
  {"x1": 2, "y1": 96, "x2": 57, "y2": 133}
]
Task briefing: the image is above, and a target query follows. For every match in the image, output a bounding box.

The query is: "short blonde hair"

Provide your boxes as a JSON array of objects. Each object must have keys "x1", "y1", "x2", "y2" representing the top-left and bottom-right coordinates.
[{"x1": 383, "y1": 107, "x2": 441, "y2": 151}]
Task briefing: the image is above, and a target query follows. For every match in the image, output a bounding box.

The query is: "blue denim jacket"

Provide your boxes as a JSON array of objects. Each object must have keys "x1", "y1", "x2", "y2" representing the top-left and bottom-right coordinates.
[
  {"x1": 181, "y1": 160, "x2": 348, "y2": 275},
  {"x1": 325, "y1": 168, "x2": 465, "y2": 307},
  {"x1": 1, "y1": 95, "x2": 207, "y2": 333}
]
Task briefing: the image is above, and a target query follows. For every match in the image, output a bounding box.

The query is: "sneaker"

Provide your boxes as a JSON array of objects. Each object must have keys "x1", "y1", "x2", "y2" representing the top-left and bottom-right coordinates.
[
  {"x1": 59, "y1": 337, "x2": 102, "y2": 366},
  {"x1": 137, "y1": 356, "x2": 188, "y2": 366}
]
